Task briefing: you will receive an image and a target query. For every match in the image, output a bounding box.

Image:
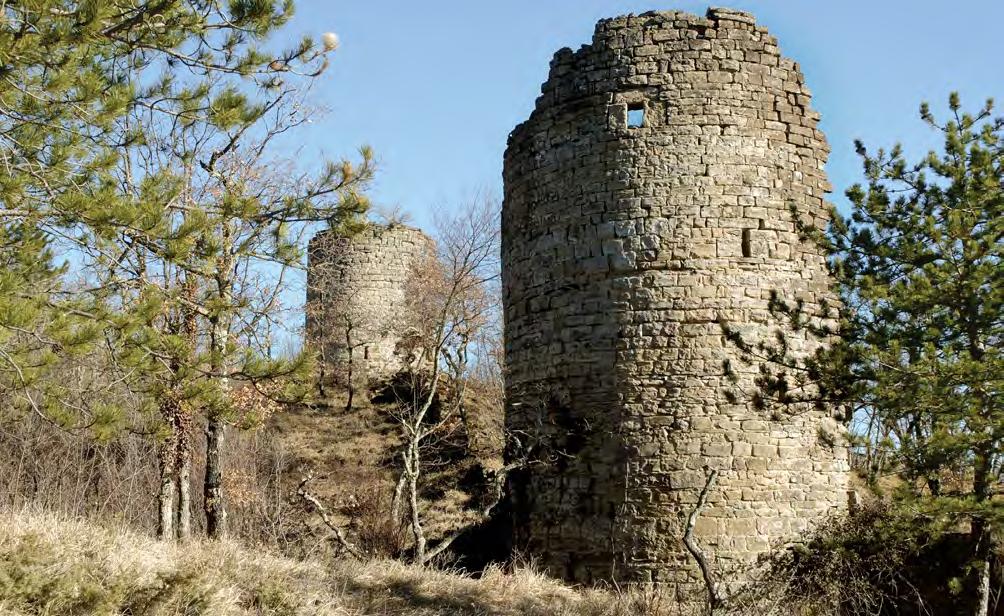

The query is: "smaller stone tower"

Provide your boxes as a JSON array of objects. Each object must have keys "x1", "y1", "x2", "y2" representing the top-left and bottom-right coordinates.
[{"x1": 306, "y1": 223, "x2": 434, "y2": 383}]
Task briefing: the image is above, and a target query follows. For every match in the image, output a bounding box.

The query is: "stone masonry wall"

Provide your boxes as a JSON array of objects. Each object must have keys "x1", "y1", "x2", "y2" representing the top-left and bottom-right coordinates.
[
  {"x1": 502, "y1": 7, "x2": 850, "y2": 591},
  {"x1": 306, "y1": 223, "x2": 433, "y2": 383}
]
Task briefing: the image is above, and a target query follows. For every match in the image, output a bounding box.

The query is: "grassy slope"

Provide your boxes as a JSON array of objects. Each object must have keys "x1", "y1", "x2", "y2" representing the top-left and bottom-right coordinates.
[
  {"x1": 0, "y1": 508, "x2": 657, "y2": 616},
  {"x1": 269, "y1": 388, "x2": 501, "y2": 554}
]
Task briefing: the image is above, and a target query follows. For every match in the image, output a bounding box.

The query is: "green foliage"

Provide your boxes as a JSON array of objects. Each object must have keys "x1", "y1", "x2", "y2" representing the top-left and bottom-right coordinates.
[
  {"x1": 0, "y1": 221, "x2": 101, "y2": 425},
  {"x1": 831, "y1": 95, "x2": 1002, "y2": 512}
]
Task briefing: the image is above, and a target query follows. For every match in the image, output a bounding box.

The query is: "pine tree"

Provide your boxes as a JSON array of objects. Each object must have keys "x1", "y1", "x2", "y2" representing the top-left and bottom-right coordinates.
[
  {"x1": 79, "y1": 11, "x2": 373, "y2": 538},
  {"x1": 0, "y1": 0, "x2": 138, "y2": 426},
  {"x1": 2, "y1": 1, "x2": 371, "y2": 538}
]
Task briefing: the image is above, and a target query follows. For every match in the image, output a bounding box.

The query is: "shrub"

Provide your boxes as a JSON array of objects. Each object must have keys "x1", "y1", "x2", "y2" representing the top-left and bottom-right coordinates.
[{"x1": 732, "y1": 501, "x2": 999, "y2": 615}]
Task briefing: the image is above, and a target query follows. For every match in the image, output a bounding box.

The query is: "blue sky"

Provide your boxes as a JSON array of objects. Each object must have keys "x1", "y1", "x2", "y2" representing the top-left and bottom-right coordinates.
[{"x1": 279, "y1": 0, "x2": 1004, "y2": 231}]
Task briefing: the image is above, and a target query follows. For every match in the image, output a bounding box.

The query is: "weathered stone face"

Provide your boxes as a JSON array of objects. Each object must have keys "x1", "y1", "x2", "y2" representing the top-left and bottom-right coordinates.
[
  {"x1": 306, "y1": 224, "x2": 433, "y2": 384},
  {"x1": 502, "y1": 7, "x2": 850, "y2": 589}
]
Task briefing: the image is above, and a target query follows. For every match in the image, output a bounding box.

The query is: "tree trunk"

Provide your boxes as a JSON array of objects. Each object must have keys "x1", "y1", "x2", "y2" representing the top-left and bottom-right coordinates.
[
  {"x1": 205, "y1": 230, "x2": 233, "y2": 539},
  {"x1": 974, "y1": 516, "x2": 993, "y2": 616},
  {"x1": 345, "y1": 326, "x2": 354, "y2": 412},
  {"x1": 405, "y1": 445, "x2": 426, "y2": 564},
  {"x1": 176, "y1": 438, "x2": 192, "y2": 541},
  {"x1": 683, "y1": 469, "x2": 723, "y2": 614},
  {"x1": 973, "y1": 448, "x2": 993, "y2": 616},
  {"x1": 967, "y1": 316, "x2": 992, "y2": 616},
  {"x1": 204, "y1": 414, "x2": 226, "y2": 538},
  {"x1": 391, "y1": 462, "x2": 407, "y2": 524},
  {"x1": 976, "y1": 548, "x2": 991, "y2": 616},
  {"x1": 178, "y1": 274, "x2": 196, "y2": 541},
  {"x1": 345, "y1": 370, "x2": 354, "y2": 411},
  {"x1": 157, "y1": 437, "x2": 176, "y2": 540},
  {"x1": 157, "y1": 394, "x2": 181, "y2": 540},
  {"x1": 317, "y1": 358, "x2": 327, "y2": 399}
]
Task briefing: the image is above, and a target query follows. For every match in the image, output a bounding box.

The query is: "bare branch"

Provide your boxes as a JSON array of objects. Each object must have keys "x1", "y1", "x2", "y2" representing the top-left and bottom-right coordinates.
[
  {"x1": 683, "y1": 468, "x2": 723, "y2": 613},
  {"x1": 297, "y1": 474, "x2": 364, "y2": 560}
]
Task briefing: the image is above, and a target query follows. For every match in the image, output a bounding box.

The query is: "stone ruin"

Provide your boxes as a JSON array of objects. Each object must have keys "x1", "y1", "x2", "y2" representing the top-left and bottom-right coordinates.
[
  {"x1": 306, "y1": 223, "x2": 434, "y2": 384},
  {"x1": 501, "y1": 7, "x2": 850, "y2": 589}
]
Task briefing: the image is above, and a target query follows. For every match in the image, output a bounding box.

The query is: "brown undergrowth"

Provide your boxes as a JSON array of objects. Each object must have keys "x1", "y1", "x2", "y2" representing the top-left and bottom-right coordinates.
[{"x1": 0, "y1": 508, "x2": 694, "y2": 616}]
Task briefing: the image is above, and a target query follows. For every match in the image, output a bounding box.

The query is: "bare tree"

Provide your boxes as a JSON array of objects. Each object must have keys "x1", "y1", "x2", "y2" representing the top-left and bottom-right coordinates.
[
  {"x1": 296, "y1": 473, "x2": 365, "y2": 559},
  {"x1": 386, "y1": 193, "x2": 504, "y2": 564},
  {"x1": 295, "y1": 196, "x2": 565, "y2": 566}
]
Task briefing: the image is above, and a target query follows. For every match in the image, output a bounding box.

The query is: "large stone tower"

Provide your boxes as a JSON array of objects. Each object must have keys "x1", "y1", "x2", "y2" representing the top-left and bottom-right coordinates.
[
  {"x1": 306, "y1": 223, "x2": 433, "y2": 384},
  {"x1": 502, "y1": 8, "x2": 850, "y2": 588}
]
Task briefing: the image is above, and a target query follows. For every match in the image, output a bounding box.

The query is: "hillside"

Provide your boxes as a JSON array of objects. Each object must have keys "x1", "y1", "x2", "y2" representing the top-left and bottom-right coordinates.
[
  {"x1": 0, "y1": 508, "x2": 657, "y2": 616},
  {"x1": 268, "y1": 382, "x2": 504, "y2": 561}
]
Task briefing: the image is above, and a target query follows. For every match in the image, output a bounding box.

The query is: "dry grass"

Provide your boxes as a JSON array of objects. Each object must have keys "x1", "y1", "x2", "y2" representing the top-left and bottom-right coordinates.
[
  {"x1": 0, "y1": 508, "x2": 688, "y2": 616},
  {"x1": 0, "y1": 389, "x2": 501, "y2": 564}
]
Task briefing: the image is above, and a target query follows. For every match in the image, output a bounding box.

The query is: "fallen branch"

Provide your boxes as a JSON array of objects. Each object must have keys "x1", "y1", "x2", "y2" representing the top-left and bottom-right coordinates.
[
  {"x1": 297, "y1": 474, "x2": 364, "y2": 560},
  {"x1": 683, "y1": 468, "x2": 722, "y2": 613}
]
